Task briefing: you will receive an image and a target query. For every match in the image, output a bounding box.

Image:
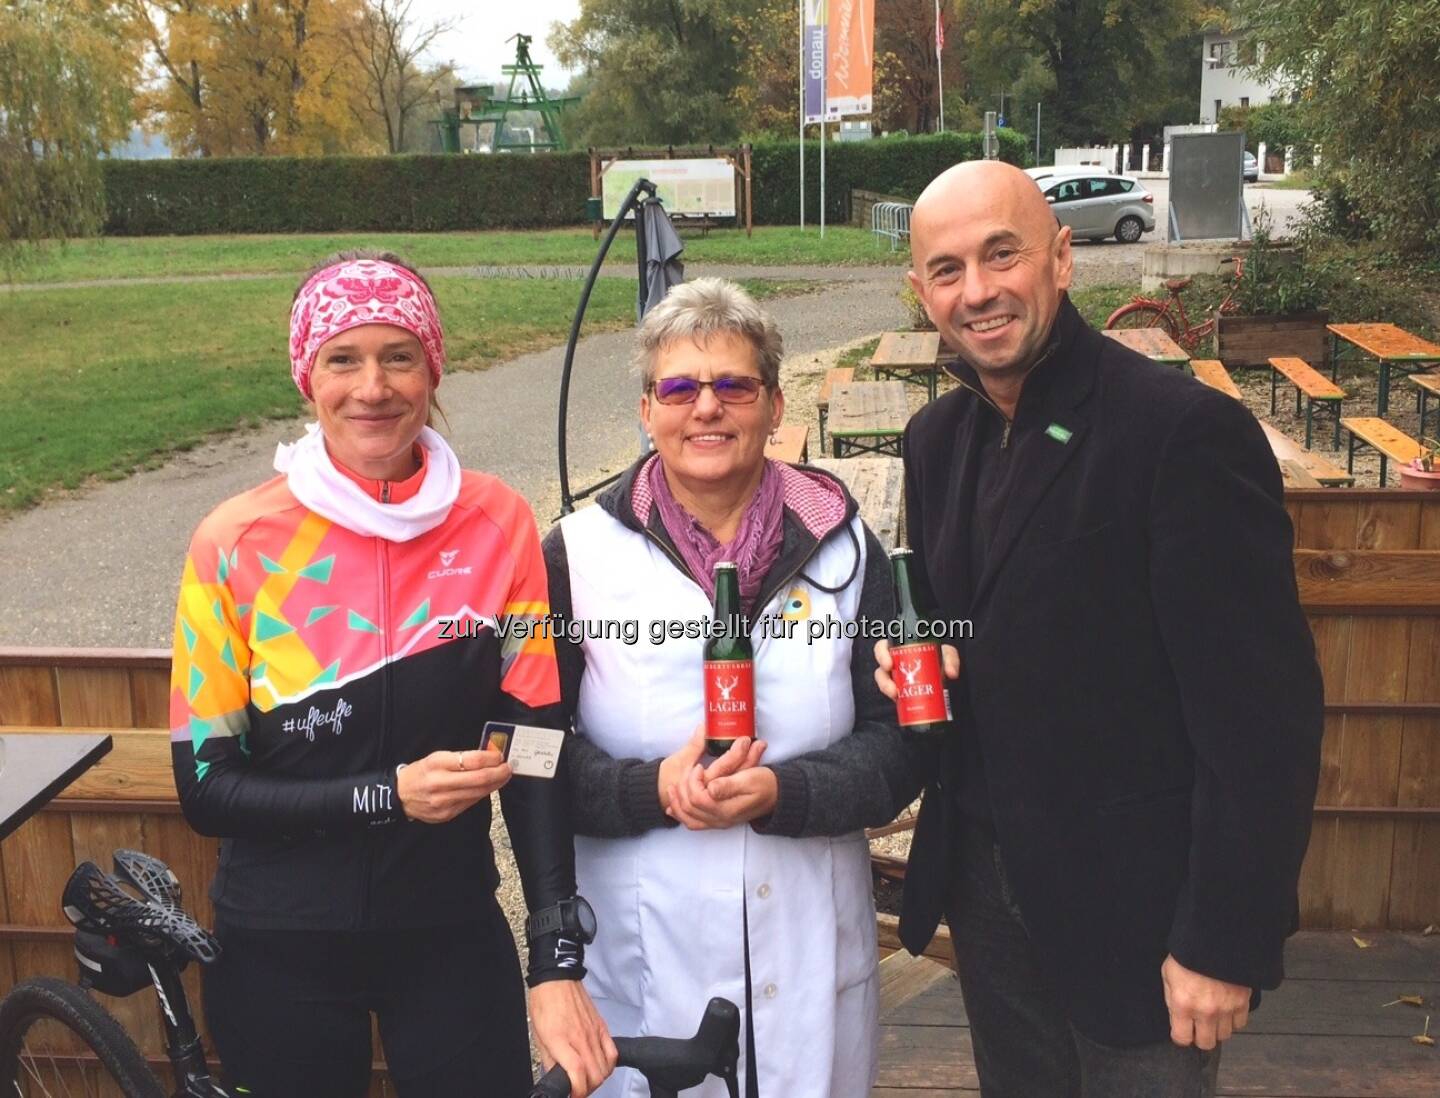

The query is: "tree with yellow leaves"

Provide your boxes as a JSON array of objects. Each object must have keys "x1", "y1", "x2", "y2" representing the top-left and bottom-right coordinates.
[{"x1": 123, "y1": 0, "x2": 384, "y2": 156}]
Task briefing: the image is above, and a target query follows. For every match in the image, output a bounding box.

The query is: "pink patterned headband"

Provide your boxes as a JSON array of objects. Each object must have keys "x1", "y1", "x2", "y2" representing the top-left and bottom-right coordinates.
[{"x1": 288, "y1": 258, "x2": 445, "y2": 398}]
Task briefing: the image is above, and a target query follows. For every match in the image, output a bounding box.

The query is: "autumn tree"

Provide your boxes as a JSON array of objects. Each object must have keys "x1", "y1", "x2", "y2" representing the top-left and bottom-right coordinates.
[
  {"x1": 341, "y1": 0, "x2": 454, "y2": 153},
  {"x1": 124, "y1": 0, "x2": 381, "y2": 156},
  {"x1": 873, "y1": 0, "x2": 968, "y2": 134},
  {"x1": 0, "y1": 0, "x2": 136, "y2": 257}
]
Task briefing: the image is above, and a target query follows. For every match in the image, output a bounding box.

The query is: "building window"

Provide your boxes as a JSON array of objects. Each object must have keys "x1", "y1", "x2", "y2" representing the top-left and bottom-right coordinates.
[
  {"x1": 1215, "y1": 100, "x2": 1223, "y2": 122},
  {"x1": 1240, "y1": 97, "x2": 1250, "y2": 109}
]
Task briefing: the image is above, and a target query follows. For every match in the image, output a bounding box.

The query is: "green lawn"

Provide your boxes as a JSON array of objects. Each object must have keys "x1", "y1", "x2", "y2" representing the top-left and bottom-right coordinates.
[
  {"x1": 9, "y1": 226, "x2": 903, "y2": 284},
  {"x1": 0, "y1": 275, "x2": 797, "y2": 513}
]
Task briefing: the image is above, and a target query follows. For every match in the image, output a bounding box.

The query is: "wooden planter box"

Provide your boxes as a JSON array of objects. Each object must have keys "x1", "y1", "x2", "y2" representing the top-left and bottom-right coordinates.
[{"x1": 1214, "y1": 310, "x2": 1330, "y2": 369}]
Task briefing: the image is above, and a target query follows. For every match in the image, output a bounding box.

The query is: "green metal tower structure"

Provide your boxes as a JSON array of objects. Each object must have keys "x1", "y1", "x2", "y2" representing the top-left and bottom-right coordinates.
[{"x1": 432, "y1": 34, "x2": 579, "y2": 153}]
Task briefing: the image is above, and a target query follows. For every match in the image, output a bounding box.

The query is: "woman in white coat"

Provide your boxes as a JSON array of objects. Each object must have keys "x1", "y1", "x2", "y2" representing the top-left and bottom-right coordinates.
[{"x1": 542, "y1": 278, "x2": 921, "y2": 1098}]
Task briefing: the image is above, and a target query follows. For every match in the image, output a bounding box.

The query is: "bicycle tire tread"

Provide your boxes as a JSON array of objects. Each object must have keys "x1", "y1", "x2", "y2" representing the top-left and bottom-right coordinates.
[{"x1": 0, "y1": 976, "x2": 167, "y2": 1098}]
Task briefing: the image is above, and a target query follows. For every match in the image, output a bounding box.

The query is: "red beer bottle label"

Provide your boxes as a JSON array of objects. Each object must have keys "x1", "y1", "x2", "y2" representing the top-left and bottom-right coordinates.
[
  {"x1": 890, "y1": 642, "x2": 951, "y2": 726},
  {"x1": 704, "y1": 660, "x2": 755, "y2": 740}
]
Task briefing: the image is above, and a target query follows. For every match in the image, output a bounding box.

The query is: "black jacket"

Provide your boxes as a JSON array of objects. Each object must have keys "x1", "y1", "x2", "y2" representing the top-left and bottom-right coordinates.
[{"x1": 899, "y1": 295, "x2": 1324, "y2": 1046}]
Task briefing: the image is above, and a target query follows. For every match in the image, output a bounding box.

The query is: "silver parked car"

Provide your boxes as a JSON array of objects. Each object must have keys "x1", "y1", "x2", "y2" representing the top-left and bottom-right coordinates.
[{"x1": 1039, "y1": 173, "x2": 1155, "y2": 243}]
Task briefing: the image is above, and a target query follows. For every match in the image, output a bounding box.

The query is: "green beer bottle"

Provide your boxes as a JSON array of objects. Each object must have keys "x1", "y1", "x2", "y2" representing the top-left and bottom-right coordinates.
[
  {"x1": 888, "y1": 547, "x2": 951, "y2": 736},
  {"x1": 703, "y1": 562, "x2": 755, "y2": 757}
]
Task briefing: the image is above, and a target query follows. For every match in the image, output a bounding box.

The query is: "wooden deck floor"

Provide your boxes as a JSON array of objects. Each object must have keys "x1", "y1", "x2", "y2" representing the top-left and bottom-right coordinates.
[{"x1": 874, "y1": 932, "x2": 1440, "y2": 1097}]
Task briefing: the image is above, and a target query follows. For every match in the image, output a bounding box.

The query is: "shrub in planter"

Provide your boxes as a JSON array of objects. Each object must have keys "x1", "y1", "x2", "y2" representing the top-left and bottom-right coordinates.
[{"x1": 1216, "y1": 216, "x2": 1329, "y2": 367}]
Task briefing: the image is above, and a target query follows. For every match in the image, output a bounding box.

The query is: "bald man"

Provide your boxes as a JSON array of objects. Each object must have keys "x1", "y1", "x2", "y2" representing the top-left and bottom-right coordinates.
[{"x1": 876, "y1": 162, "x2": 1323, "y2": 1096}]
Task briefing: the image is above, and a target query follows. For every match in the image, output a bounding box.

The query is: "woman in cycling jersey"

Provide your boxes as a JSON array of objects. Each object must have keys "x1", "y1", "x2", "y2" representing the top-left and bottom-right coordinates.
[
  {"x1": 169, "y1": 252, "x2": 615, "y2": 1098},
  {"x1": 543, "y1": 278, "x2": 921, "y2": 1098}
]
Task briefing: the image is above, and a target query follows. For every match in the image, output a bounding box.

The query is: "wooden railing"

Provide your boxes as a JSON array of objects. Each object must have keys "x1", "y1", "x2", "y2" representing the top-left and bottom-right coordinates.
[{"x1": 1284, "y1": 490, "x2": 1440, "y2": 932}]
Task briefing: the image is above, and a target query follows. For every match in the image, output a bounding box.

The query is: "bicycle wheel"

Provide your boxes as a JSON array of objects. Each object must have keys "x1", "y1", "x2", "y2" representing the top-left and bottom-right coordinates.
[
  {"x1": 1105, "y1": 300, "x2": 1179, "y2": 341},
  {"x1": 0, "y1": 977, "x2": 165, "y2": 1098}
]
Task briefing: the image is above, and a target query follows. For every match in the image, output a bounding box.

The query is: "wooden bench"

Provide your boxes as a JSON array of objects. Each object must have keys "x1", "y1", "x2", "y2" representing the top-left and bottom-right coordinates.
[
  {"x1": 816, "y1": 366, "x2": 854, "y2": 451},
  {"x1": 1260, "y1": 422, "x2": 1354, "y2": 486},
  {"x1": 1278, "y1": 459, "x2": 1322, "y2": 489},
  {"x1": 1269, "y1": 356, "x2": 1345, "y2": 449},
  {"x1": 828, "y1": 381, "x2": 909, "y2": 458},
  {"x1": 1340, "y1": 417, "x2": 1425, "y2": 486},
  {"x1": 870, "y1": 331, "x2": 944, "y2": 401},
  {"x1": 764, "y1": 423, "x2": 809, "y2": 464},
  {"x1": 1190, "y1": 359, "x2": 1243, "y2": 401},
  {"x1": 1411, "y1": 371, "x2": 1440, "y2": 439}
]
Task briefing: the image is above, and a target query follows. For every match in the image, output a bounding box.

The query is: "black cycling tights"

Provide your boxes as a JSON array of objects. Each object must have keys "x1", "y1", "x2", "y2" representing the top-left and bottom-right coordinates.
[{"x1": 203, "y1": 906, "x2": 533, "y2": 1098}]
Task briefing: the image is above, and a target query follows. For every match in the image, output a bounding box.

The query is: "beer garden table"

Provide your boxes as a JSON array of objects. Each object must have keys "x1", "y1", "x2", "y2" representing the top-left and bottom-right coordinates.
[
  {"x1": 870, "y1": 332, "x2": 945, "y2": 402},
  {"x1": 828, "y1": 381, "x2": 910, "y2": 458},
  {"x1": 1101, "y1": 328, "x2": 1190, "y2": 369},
  {"x1": 1327, "y1": 323, "x2": 1440, "y2": 416},
  {"x1": 0, "y1": 732, "x2": 111, "y2": 840}
]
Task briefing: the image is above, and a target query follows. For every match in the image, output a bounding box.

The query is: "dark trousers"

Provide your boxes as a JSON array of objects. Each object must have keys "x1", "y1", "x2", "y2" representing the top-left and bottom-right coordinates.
[
  {"x1": 944, "y1": 823, "x2": 1220, "y2": 1098},
  {"x1": 203, "y1": 902, "x2": 532, "y2": 1098}
]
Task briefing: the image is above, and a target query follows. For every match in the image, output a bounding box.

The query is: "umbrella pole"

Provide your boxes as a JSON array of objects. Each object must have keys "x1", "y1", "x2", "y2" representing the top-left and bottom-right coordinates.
[{"x1": 557, "y1": 177, "x2": 656, "y2": 516}]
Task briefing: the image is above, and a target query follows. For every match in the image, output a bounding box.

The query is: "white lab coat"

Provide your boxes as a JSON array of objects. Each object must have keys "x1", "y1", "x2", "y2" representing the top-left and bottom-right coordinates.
[{"x1": 559, "y1": 503, "x2": 879, "y2": 1098}]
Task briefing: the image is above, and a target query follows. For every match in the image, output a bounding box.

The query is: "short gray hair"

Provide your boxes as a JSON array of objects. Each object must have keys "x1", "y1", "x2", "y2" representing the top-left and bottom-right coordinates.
[{"x1": 636, "y1": 278, "x2": 784, "y2": 389}]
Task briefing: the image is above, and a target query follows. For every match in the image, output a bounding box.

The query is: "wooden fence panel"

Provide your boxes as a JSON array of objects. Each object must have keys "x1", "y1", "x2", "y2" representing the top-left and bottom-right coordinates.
[
  {"x1": 55, "y1": 667, "x2": 135, "y2": 728},
  {"x1": 0, "y1": 665, "x2": 58, "y2": 725},
  {"x1": 1390, "y1": 614, "x2": 1440, "y2": 925},
  {"x1": 130, "y1": 668, "x2": 171, "y2": 729}
]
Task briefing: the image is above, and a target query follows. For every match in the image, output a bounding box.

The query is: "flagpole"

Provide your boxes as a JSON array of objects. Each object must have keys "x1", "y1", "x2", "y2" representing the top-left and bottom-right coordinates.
[
  {"x1": 820, "y1": 30, "x2": 826, "y2": 239},
  {"x1": 935, "y1": 0, "x2": 945, "y2": 132},
  {"x1": 798, "y1": 0, "x2": 805, "y2": 230}
]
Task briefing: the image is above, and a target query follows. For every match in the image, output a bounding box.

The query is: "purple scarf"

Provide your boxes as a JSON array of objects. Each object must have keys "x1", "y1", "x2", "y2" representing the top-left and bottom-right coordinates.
[{"x1": 648, "y1": 457, "x2": 787, "y2": 611}]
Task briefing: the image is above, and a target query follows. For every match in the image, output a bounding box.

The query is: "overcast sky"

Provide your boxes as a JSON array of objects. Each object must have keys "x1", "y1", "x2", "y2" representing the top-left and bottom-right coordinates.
[{"x1": 410, "y1": 0, "x2": 583, "y2": 88}]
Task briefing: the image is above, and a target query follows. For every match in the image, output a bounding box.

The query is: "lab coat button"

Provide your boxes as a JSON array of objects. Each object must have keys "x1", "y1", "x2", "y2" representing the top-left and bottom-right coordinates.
[
  {"x1": 756, "y1": 883, "x2": 771, "y2": 899},
  {"x1": 763, "y1": 983, "x2": 777, "y2": 999}
]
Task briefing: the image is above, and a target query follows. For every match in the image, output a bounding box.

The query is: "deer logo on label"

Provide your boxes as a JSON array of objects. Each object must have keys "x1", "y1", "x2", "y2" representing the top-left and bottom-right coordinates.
[
  {"x1": 897, "y1": 659, "x2": 922, "y2": 687},
  {"x1": 715, "y1": 675, "x2": 739, "y2": 701}
]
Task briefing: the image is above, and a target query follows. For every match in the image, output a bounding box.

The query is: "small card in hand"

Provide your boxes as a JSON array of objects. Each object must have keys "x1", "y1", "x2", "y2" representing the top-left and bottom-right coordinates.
[{"x1": 480, "y1": 721, "x2": 564, "y2": 779}]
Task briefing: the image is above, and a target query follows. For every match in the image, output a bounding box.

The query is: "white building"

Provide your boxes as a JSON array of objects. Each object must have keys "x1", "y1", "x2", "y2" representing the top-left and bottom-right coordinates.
[{"x1": 1199, "y1": 30, "x2": 1284, "y2": 124}]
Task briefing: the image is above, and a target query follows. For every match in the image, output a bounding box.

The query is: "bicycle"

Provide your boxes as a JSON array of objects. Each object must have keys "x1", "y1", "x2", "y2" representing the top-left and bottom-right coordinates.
[
  {"x1": 0, "y1": 849, "x2": 740, "y2": 1098},
  {"x1": 0, "y1": 850, "x2": 225, "y2": 1097},
  {"x1": 1105, "y1": 254, "x2": 1246, "y2": 350}
]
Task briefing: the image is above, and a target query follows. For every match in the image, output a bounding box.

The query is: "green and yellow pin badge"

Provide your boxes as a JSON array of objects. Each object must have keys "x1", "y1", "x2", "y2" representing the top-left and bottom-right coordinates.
[{"x1": 1045, "y1": 423, "x2": 1073, "y2": 444}]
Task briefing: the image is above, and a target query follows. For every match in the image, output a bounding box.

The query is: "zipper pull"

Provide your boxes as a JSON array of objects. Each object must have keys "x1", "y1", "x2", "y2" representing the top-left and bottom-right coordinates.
[
  {"x1": 1001, "y1": 419, "x2": 1013, "y2": 449},
  {"x1": 380, "y1": 481, "x2": 391, "y2": 503}
]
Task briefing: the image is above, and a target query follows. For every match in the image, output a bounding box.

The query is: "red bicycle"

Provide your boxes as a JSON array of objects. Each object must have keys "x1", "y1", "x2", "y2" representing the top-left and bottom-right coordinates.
[{"x1": 1105, "y1": 255, "x2": 1245, "y2": 349}]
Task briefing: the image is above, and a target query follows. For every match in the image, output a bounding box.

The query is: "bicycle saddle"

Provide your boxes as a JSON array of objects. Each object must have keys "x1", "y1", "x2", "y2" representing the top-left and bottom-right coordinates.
[
  {"x1": 62, "y1": 852, "x2": 220, "y2": 964},
  {"x1": 1164, "y1": 277, "x2": 1192, "y2": 292}
]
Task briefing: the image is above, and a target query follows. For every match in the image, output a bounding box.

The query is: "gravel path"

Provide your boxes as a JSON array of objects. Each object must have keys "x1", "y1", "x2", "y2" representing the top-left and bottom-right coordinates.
[{"x1": 0, "y1": 268, "x2": 905, "y2": 647}]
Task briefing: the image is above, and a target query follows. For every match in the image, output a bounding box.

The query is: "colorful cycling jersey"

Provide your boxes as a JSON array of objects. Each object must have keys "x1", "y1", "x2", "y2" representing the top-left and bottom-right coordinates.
[{"x1": 170, "y1": 470, "x2": 575, "y2": 942}]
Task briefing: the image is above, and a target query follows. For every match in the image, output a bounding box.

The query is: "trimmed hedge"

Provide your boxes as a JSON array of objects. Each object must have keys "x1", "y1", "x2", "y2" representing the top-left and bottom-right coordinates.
[
  {"x1": 751, "y1": 130, "x2": 1029, "y2": 224},
  {"x1": 102, "y1": 153, "x2": 592, "y2": 235},
  {"x1": 100, "y1": 131, "x2": 1028, "y2": 235}
]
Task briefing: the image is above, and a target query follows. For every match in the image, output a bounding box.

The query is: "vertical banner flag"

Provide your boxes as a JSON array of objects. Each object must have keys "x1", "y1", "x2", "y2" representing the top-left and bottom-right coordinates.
[
  {"x1": 803, "y1": 0, "x2": 827, "y2": 123},
  {"x1": 825, "y1": 0, "x2": 874, "y2": 119}
]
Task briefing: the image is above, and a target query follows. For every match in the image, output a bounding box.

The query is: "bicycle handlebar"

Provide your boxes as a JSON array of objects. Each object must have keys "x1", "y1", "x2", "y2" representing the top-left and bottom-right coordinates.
[{"x1": 529, "y1": 997, "x2": 740, "y2": 1098}]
